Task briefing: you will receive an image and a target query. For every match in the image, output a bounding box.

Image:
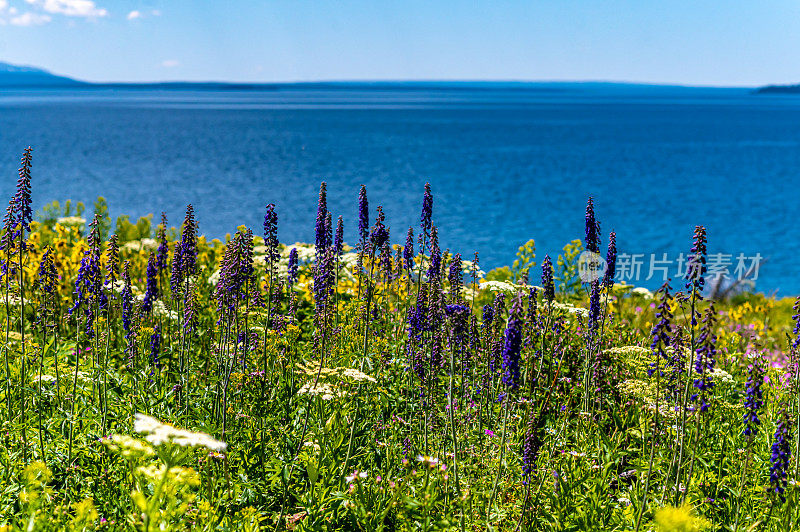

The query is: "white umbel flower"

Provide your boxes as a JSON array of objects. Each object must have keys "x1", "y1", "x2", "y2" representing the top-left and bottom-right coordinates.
[{"x1": 133, "y1": 413, "x2": 227, "y2": 452}]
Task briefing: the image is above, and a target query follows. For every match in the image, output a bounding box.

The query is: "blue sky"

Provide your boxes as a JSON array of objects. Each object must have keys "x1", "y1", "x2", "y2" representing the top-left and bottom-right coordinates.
[{"x1": 0, "y1": 0, "x2": 799, "y2": 85}]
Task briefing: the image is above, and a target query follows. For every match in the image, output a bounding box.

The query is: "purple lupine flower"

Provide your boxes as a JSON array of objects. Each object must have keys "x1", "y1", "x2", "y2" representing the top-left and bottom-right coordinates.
[
  {"x1": 380, "y1": 242, "x2": 392, "y2": 282},
  {"x1": 769, "y1": 407, "x2": 792, "y2": 503},
  {"x1": 142, "y1": 252, "x2": 159, "y2": 314},
  {"x1": 169, "y1": 241, "x2": 184, "y2": 297},
  {"x1": 121, "y1": 261, "x2": 133, "y2": 333},
  {"x1": 743, "y1": 359, "x2": 765, "y2": 437},
  {"x1": 0, "y1": 202, "x2": 13, "y2": 245},
  {"x1": 263, "y1": 203, "x2": 279, "y2": 271},
  {"x1": 36, "y1": 248, "x2": 58, "y2": 295},
  {"x1": 541, "y1": 255, "x2": 555, "y2": 303},
  {"x1": 692, "y1": 304, "x2": 717, "y2": 412},
  {"x1": 526, "y1": 287, "x2": 538, "y2": 323},
  {"x1": 70, "y1": 216, "x2": 103, "y2": 317},
  {"x1": 156, "y1": 213, "x2": 169, "y2": 273},
  {"x1": 685, "y1": 225, "x2": 707, "y2": 294},
  {"x1": 664, "y1": 326, "x2": 685, "y2": 401},
  {"x1": 482, "y1": 303, "x2": 494, "y2": 330},
  {"x1": 358, "y1": 184, "x2": 369, "y2": 244},
  {"x1": 180, "y1": 204, "x2": 198, "y2": 277},
  {"x1": 522, "y1": 413, "x2": 543, "y2": 477},
  {"x1": 288, "y1": 247, "x2": 299, "y2": 285},
  {"x1": 446, "y1": 304, "x2": 470, "y2": 344},
  {"x1": 501, "y1": 296, "x2": 524, "y2": 389},
  {"x1": 404, "y1": 227, "x2": 414, "y2": 272},
  {"x1": 324, "y1": 212, "x2": 333, "y2": 251},
  {"x1": 369, "y1": 206, "x2": 389, "y2": 250},
  {"x1": 448, "y1": 253, "x2": 463, "y2": 302},
  {"x1": 215, "y1": 234, "x2": 240, "y2": 317},
  {"x1": 315, "y1": 182, "x2": 328, "y2": 252},
  {"x1": 588, "y1": 279, "x2": 601, "y2": 332},
  {"x1": 446, "y1": 304, "x2": 471, "y2": 375},
  {"x1": 13, "y1": 147, "x2": 34, "y2": 238},
  {"x1": 392, "y1": 246, "x2": 403, "y2": 281},
  {"x1": 408, "y1": 285, "x2": 430, "y2": 382},
  {"x1": 420, "y1": 182, "x2": 433, "y2": 237},
  {"x1": 584, "y1": 196, "x2": 600, "y2": 254},
  {"x1": 429, "y1": 329, "x2": 444, "y2": 375},
  {"x1": 122, "y1": 260, "x2": 137, "y2": 368},
  {"x1": 105, "y1": 234, "x2": 120, "y2": 287},
  {"x1": 648, "y1": 282, "x2": 673, "y2": 378},
  {"x1": 182, "y1": 281, "x2": 197, "y2": 335},
  {"x1": 603, "y1": 231, "x2": 616, "y2": 288},
  {"x1": 427, "y1": 227, "x2": 441, "y2": 280},
  {"x1": 215, "y1": 229, "x2": 255, "y2": 319},
  {"x1": 334, "y1": 215, "x2": 344, "y2": 259},
  {"x1": 313, "y1": 245, "x2": 333, "y2": 318},
  {"x1": 240, "y1": 228, "x2": 255, "y2": 289}
]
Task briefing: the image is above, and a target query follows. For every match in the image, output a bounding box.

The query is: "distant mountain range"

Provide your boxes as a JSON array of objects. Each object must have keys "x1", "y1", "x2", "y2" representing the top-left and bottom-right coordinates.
[
  {"x1": 0, "y1": 62, "x2": 87, "y2": 87},
  {"x1": 0, "y1": 60, "x2": 787, "y2": 94},
  {"x1": 754, "y1": 84, "x2": 800, "y2": 94}
]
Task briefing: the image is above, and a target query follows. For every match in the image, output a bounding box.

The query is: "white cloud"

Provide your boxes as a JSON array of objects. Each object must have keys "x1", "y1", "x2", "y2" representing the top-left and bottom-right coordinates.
[
  {"x1": 10, "y1": 11, "x2": 51, "y2": 25},
  {"x1": 161, "y1": 59, "x2": 179, "y2": 68},
  {"x1": 126, "y1": 9, "x2": 140, "y2": 20},
  {"x1": 150, "y1": 9, "x2": 159, "y2": 16},
  {"x1": 25, "y1": 0, "x2": 107, "y2": 18}
]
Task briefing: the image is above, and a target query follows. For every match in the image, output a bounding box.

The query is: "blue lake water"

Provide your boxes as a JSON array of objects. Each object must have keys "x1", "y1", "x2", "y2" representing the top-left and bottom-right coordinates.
[{"x1": 1, "y1": 83, "x2": 799, "y2": 295}]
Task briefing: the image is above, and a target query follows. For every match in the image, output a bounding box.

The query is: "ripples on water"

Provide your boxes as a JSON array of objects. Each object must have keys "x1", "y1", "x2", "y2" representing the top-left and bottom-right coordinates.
[{"x1": 1, "y1": 84, "x2": 799, "y2": 294}]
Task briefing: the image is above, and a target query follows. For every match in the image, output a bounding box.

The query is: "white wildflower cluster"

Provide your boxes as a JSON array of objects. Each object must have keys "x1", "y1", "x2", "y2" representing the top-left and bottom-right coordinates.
[
  {"x1": 56, "y1": 216, "x2": 86, "y2": 225},
  {"x1": 121, "y1": 238, "x2": 158, "y2": 253},
  {"x1": 339, "y1": 368, "x2": 377, "y2": 383},
  {"x1": 340, "y1": 252, "x2": 361, "y2": 269},
  {"x1": 460, "y1": 259, "x2": 485, "y2": 280},
  {"x1": 132, "y1": 295, "x2": 179, "y2": 320},
  {"x1": 631, "y1": 287, "x2": 654, "y2": 299},
  {"x1": 296, "y1": 382, "x2": 347, "y2": 400},
  {"x1": 709, "y1": 367, "x2": 735, "y2": 386},
  {"x1": 31, "y1": 374, "x2": 57, "y2": 385},
  {"x1": 281, "y1": 243, "x2": 316, "y2": 263},
  {"x1": 134, "y1": 413, "x2": 227, "y2": 452},
  {"x1": 611, "y1": 282, "x2": 632, "y2": 294},
  {"x1": 552, "y1": 301, "x2": 589, "y2": 317},
  {"x1": 604, "y1": 345, "x2": 649, "y2": 357},
  {"x1": 152, "y1": 300, "x2": 179, "y2": 321},
  {"x1": 101, "y1": 434, "x2": 155, "y2": 459},
  {"x1": 104, "y1": 280, "x2": 126, "y2": 294},
  {"x1": 296, "y1": 362, "x2": 377, "y2": 383},
  {"x1": 479, "y1": 280, "x2": 522, "y2": 293}
]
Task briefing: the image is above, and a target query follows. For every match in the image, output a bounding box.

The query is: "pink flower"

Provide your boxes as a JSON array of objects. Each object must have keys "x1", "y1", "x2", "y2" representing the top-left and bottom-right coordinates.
[{"x1": 485, "y1": 429, "x2": 495, "y2": 437}]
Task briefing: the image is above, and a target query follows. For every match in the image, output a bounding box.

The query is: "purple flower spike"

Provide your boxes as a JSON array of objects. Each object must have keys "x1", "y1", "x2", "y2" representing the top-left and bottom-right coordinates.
[{"x1": 501, "y1": 296, "x2": 524, "y2": 389}]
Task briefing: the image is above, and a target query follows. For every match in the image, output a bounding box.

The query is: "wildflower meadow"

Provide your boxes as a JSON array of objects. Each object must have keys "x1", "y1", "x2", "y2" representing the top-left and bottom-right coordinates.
[{"x1": 2, "y1": 146, "x2": 800, "y2": 531}]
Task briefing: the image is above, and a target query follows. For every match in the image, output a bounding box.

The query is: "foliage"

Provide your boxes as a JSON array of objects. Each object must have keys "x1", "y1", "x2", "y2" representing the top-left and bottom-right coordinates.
[{"x1": 0, "y1": 173, "x2": 797, "y2": 531}]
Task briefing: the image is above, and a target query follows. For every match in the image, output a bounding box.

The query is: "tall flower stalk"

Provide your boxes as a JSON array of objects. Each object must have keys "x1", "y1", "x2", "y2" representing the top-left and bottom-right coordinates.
[{"x1": 635, "y1": 281, "x2": 672, "y2": 532}]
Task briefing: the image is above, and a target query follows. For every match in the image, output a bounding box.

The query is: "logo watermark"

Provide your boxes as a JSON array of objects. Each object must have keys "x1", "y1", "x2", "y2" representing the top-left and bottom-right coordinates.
[
  {"x1": 578, "y1": 251, "x2": 606, "y2": 283},
  {"x1": 577, "y1": 251, "x2": 763, "y2": 284}
]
